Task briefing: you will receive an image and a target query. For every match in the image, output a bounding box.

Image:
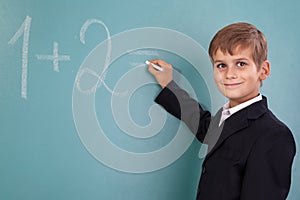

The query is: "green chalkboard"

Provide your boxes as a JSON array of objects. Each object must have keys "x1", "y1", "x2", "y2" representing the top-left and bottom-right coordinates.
[{"x1": 1, "y1": 0, "x2": 299, "y2": 200}]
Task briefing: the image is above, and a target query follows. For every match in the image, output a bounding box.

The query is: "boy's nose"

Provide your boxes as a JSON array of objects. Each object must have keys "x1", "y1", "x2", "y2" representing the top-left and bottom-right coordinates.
[{"x1": 225, "y1": 66, "x2": 238, "y2": 79}]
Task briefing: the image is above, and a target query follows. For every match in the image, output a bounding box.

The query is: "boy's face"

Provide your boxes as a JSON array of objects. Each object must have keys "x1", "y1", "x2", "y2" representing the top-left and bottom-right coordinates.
[{"x1": 212, "y1": 47, "x2": 270, "y2": 107}]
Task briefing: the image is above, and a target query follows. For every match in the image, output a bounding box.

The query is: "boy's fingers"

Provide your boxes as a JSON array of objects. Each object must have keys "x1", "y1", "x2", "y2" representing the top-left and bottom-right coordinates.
[
  {"x1": 149, "y1": 59, "x2": 172, "y2": 71},
  {"x1": 147, "y1": 61, "x2": 162, "y2": 74},
  {"x1": 147, "y1": 63, "x2": 157, "y2": 74},
  {"x1": 147, "y1": 64, "x2": 154, "y2": 75},
  {"x1": 146, "y1": 59, "x2": 173, "y2": 89}
]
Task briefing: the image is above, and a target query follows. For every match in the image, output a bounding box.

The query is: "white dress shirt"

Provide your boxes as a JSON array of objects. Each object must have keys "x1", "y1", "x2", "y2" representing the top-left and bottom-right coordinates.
[{"x1": 219, "y1": 94, "x2": 263, "y2": 126}]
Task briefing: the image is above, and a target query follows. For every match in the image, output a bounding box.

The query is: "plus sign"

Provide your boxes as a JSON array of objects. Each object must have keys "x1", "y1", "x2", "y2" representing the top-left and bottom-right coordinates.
[{"x1": 36, "y1": 42, "x2": 71, "y2": 72}]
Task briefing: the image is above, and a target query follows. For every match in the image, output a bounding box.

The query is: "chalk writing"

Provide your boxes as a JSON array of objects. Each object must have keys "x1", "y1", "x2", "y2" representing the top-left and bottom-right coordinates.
[
  {"x1": 128, "y1": 50, "x2": 159, "y2": 56},
  {"x1": 76, "y1": 19, "x2": 117, "y2": 95},
  {"x1": 8, "y1": 16, "x2": 32, "y2": 99},
  {"x1": 36, "y1": 42, "x2": 71, "y2": 72}
]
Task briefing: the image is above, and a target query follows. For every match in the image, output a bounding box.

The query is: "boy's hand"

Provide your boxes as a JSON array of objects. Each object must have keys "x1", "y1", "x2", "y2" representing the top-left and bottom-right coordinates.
[{"x1": 147, "y1": 59, "x2": 173, "y2": 88}]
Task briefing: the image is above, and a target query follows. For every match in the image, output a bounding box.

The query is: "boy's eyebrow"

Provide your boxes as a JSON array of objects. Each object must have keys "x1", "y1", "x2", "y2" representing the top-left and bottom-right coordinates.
[
  {"x1": 213, "y1": 59, "x2": 224, "y2": 63},
  {"x1": 234, "y1": 56, "x2": 251, "y2": 60},
  {"x1": 213, "y1": 57, "x2": 251, "y2": 63}
]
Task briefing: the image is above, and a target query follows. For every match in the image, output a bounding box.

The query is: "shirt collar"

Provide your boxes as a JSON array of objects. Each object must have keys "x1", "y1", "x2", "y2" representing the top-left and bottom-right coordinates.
[
  {"x1": 223, "y1": 94, "x2": 263, "y2": 116},
  {"x1": 219, "y1": 94, "x2": 263, "y2": 126}
]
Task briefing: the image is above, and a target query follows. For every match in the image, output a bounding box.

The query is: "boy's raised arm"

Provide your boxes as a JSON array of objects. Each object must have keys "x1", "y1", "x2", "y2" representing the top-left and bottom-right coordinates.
[{"x1": 147, "y1": 59, "x2": 212, "y2": 141}]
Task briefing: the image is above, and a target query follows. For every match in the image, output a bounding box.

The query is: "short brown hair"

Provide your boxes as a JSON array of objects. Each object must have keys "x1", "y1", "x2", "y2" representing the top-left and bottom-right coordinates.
[{"x1": 208, "y1": 22, "x2": 268, "y2": 68}]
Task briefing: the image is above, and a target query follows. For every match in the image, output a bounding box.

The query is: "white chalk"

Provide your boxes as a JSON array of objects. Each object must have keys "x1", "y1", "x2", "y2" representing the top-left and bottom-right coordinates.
[
  {"x1": 36, "y1": 42, "x2": 71, "y2": 72},
  {"x1": 145, "y1": 60, "x2": 163, "y2": 71}
]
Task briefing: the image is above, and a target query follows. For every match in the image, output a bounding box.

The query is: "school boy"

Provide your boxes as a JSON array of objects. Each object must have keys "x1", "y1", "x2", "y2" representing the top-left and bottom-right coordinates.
[{"x1": 147, "y1": 22, "x2": 296, "y2": 200}]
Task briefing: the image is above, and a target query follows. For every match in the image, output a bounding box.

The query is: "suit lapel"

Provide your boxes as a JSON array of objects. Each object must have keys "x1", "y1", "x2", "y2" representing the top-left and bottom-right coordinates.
[{"x1": 203, "y1": 96, "x2": 269, "y2": 161}]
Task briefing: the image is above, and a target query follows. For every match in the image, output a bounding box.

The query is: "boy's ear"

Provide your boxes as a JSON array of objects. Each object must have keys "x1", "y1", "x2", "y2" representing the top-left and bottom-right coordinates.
[{"x1": 259, "y1": 60, "x2": 270, "y2": 80}]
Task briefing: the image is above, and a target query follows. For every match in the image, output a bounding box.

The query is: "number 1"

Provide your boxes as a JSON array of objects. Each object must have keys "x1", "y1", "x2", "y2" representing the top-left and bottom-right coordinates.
[{"x1": 8, "y1": 16, "x2": 32, "y2": 99}]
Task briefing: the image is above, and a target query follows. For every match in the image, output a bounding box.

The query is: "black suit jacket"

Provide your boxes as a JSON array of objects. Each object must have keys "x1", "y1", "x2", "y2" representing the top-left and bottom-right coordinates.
[{"x1": 155, "y1": 81, "x2": 296, "y2": 200}]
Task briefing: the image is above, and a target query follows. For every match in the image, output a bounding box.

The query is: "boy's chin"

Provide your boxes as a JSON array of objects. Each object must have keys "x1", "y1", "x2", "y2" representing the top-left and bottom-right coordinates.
[{"x1": 220, "y1": 91, "x2": 242, "y2": 101}]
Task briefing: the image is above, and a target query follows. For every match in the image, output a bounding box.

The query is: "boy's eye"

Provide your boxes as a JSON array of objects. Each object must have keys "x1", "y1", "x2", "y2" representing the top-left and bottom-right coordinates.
[
  {"x1": 237, "y1": 62, "x2": 246, "y2": 67},
  {"x1": 216, "y1": 63, "x2": 226, "y2": 69}
]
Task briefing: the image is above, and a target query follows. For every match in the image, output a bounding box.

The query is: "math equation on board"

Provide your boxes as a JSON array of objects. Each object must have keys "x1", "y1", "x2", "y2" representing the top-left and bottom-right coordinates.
[
  {"x1": 7, "y1": 16, "x2": 111, "y2": 100},
  {"x1": 7, "y1": 15, "x2": 216, "y2": 173}
]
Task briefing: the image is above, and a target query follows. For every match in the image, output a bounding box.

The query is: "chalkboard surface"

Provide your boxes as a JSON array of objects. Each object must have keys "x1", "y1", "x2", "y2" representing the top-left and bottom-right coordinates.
[{"x1": 1, "y1": 0, "x2": 299, "y2": 199}]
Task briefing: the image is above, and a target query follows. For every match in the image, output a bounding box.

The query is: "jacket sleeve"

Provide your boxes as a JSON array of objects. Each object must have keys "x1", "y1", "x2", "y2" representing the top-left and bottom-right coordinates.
[
  {"x1": 240, "y1": 125, "x2": 296, "y2": 200},
  {"x1": 154, "y1": 80, "x2": 212, "y2": 142}
]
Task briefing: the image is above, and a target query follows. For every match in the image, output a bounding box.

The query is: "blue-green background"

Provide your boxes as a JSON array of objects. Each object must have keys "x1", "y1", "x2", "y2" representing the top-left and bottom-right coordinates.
[{"x1": 1, "y1": 0, "x2": 299, "y2": 199}]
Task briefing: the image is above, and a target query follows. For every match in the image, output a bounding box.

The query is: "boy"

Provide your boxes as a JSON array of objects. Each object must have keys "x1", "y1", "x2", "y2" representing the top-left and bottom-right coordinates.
[{"x1": 147, "y1": 22, "x2": 296, "y2": 200}]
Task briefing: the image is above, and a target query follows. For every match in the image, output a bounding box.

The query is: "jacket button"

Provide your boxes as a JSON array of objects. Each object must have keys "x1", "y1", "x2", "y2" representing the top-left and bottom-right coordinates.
[{"x1": 202, "y1": 166, "x2": 206, "y2": 174}]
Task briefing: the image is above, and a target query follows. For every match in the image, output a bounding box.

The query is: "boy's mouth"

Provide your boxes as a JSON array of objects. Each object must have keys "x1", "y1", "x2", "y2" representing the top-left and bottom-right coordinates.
[{"x1": 223, "y1": 82, "x2": 243, "y2": 87}]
